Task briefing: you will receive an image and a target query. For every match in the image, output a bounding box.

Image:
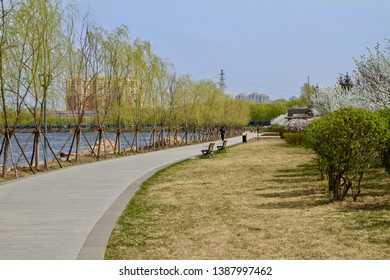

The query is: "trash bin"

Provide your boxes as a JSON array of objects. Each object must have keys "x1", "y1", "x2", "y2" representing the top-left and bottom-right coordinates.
[{"x1": 242, "y1": 132, "x2": 247, "y2": 143}]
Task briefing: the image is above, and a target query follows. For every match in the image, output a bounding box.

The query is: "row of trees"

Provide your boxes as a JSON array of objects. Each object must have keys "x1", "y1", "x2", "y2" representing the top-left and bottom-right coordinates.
[
  {"x1": 249, "y1": 96, "x2": 308, "y2": 125},
  {"x1": 0, "y1": 0, "x2": 250, "y2": 178}
]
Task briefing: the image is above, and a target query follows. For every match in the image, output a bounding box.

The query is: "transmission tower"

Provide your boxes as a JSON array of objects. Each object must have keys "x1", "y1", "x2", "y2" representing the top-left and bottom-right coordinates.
[{"x1": 218, "y1": 69, "x2": 226, "y2": 93}]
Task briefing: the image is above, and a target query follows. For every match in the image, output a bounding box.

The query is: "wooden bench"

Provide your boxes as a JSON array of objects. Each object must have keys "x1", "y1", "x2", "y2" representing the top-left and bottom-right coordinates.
[
  {"x1": 216, "y1": 140, "x2": 227, "y2": 153},
  {"x1": 201, "y1": 142, "x2": 215, "y2": 158}
]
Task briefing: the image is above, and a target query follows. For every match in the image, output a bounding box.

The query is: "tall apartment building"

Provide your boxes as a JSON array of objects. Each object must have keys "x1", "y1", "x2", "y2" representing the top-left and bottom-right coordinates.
[
  {"x1": 235, "y1": 92, "x2": 270, "y2": 104},
  {"x1": 66, "y1": 78, "x2": 93, "y2": 111},
  {"x1": 235, "y1": 93, "x2": 247, "y2": 101},
  {"x1": 66, "y1": 77, "x2": 136, "y2": 112}
]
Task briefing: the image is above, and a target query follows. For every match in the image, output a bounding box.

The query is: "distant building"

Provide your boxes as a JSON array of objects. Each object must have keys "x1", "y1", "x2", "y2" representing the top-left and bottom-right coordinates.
[
  {"x1": 235, "y1": 92, "x2": 270, "y2": 104},
  {"x1": 249, "y1": 92, "x2": 270, "y2": 104},
  {"x1": 66, "y1": 78, "x2": 94, "y2": 111},
  {"x1": 66, "y1": 77, "x2": 136, "y2": 112},
  {"x1": 287, "y1": 108, "x2": 313, "y2": 120},
  {"x1": 235, "y1": 93, "x2": 248, "y2": 101}
]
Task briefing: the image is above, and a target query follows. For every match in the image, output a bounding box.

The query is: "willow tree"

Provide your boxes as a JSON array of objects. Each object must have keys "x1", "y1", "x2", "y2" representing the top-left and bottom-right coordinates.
[
  {"x1": 129, "y1": 40, "x2": 168, "y2": 149},
  {"x1": 14, "y1": 0, "x2": 66, "y2": 170},
  {"x1": 163, "y1": 72, "x2": 190, "y2": 144},
  {"x1": 188, "y1": 80, "x2": 210, "y2": 139},
  {"x1": 231, "y1": 98, "x2": 251, "y2": 127},
  {"x1": 170, "y1": 74, "x2": 194, "y2": 144},
  {"x1": 103, "y1": 26, "x2": 133, "y2": 154},
  {"x1": 202, "y1": 81, "x2": 225, "y2": 129},
  {"x1": 130, "y1": 40, "x2": 156, "y2": 151},
  {"x1": 222, "y1": 96, "x2": 250, "y2": 130},
  {"x1": 0, "y1": 0, "x2": 16, "y2": 177},
  {"x1": 85, "y1": 26, "x2": 113, "y2": 158},
  {"x1": 2, "y1": 0, "x2": 42, "y2": 175},
  {"x1": 143, "y1": 56, "x2": 170, "y2": 149},
  {"x1": 64, "y1": 18, "x2": 103, "y2": 162}
]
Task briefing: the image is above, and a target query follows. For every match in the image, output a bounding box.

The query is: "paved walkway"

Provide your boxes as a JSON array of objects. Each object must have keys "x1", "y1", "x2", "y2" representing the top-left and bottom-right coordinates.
[{"x1": 0, "y1": 134, "x2": 253, "y2": 260}]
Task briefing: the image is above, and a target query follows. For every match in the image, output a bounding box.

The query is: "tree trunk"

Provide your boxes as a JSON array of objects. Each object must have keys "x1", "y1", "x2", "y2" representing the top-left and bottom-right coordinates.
[
  {"x1": 135, "y1": 124, "x2": 139, "y2": 152},
  {"x1": 382, "y1": 146, "x2": 390, "y2": 173},
  {"x1": 33, "y1": 130, "x2": 40, "y2": 170},
  {"x1": 1, "y1": 129, "x2": 10, "y2": 178},
  {"x1": 116, "y1": 128, "x2": 121, "y2": 154},
  {"x1": 75, "y1": 129, "x2": 81, "y2": 162},
  {"x1": 340, "y1": 177, "x2": 352, "y2": 201},
  {"x1": 97, "y1": 128, "x2": 102, "y2": 158},
  {"x1": 117, "y1": 114, "x2": 121, "y2": 154},
  {"x1": 328, "y1": 169, "x2": 342, "y2": 201},
  {"x1": 152, "y1": 127, "x2": 156, "y2": 150}
]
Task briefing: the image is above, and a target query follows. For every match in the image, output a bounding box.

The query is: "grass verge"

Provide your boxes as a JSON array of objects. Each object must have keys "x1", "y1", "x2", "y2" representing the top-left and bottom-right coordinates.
[{"x1": 105, "y1": 139, "x2": 390, "y2": 259}]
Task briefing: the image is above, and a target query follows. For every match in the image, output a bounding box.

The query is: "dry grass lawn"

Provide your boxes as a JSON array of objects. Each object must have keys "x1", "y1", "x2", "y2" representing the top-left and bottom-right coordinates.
[{"x1": 105, "y1": 139, "x2": 390, "y2": 259}]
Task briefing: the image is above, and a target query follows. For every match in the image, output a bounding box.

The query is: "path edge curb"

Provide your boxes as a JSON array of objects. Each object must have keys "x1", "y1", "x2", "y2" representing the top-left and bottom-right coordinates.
[{"x1": 76, "y1": 161, "x2": 182, "y2": 260}]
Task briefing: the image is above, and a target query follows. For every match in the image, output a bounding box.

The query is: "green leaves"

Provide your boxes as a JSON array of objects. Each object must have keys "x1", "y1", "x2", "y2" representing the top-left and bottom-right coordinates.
[{"x1": 303, "y1": 108, "x2": 388, "y2": 201}]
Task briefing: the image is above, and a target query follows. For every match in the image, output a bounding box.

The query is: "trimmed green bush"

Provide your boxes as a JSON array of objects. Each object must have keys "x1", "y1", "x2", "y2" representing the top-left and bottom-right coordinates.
[
  {"x1": 303, "y1": 107, "x2": 387, "y2": 201},
  {"x1": 284, "y1": 132, "x2": 303, "y2": 145},
  {"x1": 270, "y1": 125, "x2": 287, "y2": 138},
  {"x1": 376, "y1": 109, "x2": 390, "y2": 173}
]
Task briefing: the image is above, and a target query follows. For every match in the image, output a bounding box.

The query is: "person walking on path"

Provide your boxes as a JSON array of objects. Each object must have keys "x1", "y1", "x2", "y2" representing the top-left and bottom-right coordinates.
[{"x1": 220, "y1": 127, "x2": 226, "y2": 141}]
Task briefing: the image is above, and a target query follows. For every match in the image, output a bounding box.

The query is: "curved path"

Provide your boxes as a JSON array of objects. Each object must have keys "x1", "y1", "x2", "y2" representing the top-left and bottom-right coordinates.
[{"x1": 0, "y1": 134, "x2": 251, "y2": 259}]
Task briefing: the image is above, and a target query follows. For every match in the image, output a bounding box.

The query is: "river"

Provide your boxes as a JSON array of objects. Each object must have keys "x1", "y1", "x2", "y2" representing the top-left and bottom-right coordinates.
[{"x1": 1, "y1": 131, "x2": 170, "y2": 168}]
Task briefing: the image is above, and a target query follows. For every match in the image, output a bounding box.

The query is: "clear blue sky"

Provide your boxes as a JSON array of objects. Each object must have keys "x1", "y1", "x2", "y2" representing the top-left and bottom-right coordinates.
[{"x1": 66, "y1": 0, "x2": 389, "y2": 100}]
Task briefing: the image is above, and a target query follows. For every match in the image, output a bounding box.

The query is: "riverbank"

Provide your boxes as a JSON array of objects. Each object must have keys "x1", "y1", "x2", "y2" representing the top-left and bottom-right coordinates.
[{"x1": 1, "y1": 129, "x2": 241, "y2": 181}]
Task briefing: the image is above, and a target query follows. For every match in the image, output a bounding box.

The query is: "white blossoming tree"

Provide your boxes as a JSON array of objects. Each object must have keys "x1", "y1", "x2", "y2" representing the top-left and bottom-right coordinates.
[
  {"x1": 354, "y1": 40, "x2": 390, "y2": 110},
  {"x1": 311, "y1": 40, "x2": 390, "y2": 115},
  {"x1": 270, "y1": 114, "x2": 288, "y2": 127},
  {"x1": 310, "y1": 85, "x2": 368, "y2": 116}
]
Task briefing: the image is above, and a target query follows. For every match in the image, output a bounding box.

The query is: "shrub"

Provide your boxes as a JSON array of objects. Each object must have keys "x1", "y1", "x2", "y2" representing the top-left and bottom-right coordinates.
[
  {"x1": 303, "y1": 107, "x2": 387, "y2": 201},
  {"x1": 270, "y1": 125, "x2": 287, "y2": 138},
  {"x1": 376, "y1": 109, "x2": 390, "y2": 173},
  {"x1": 284, "y1": 132, "x2": 303, "y2": 145}
]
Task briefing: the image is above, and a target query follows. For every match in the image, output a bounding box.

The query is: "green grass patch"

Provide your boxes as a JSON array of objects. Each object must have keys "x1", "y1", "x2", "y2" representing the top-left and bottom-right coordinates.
[{"x1": 105, "y1": 139, "x2": 390, "y2": 260}]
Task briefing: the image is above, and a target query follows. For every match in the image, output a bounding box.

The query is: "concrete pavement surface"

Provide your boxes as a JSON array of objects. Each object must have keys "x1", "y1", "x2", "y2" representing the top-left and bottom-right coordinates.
[{"x1": 0, "y1": 134, "x2": 251, "y2": 260}]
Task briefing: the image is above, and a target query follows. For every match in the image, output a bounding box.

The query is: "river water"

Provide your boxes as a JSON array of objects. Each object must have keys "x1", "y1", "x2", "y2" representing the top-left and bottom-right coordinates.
[{"x1": 1, "y1": 131, "x2": 169, "y2": 167}]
